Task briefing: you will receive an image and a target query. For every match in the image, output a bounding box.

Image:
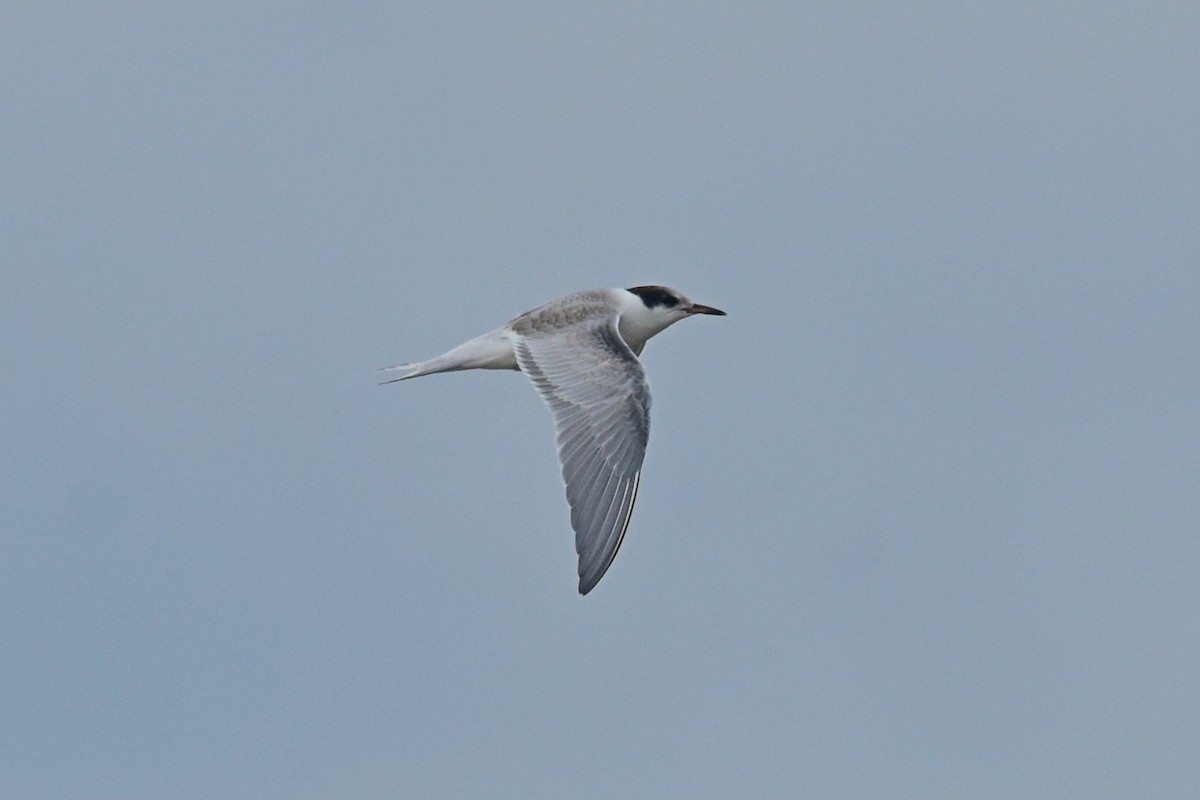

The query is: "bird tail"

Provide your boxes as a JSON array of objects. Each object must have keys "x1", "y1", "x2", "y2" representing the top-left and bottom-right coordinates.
[
  {"x1": 378, "y1": 357, "x2": 455, "y2": 384},
  {"x1": 379, "y1": 330, "x2": 518, "y2": 385},
  {"x1": 378, "y1": 362, "x2": 423, "y2": 383}
]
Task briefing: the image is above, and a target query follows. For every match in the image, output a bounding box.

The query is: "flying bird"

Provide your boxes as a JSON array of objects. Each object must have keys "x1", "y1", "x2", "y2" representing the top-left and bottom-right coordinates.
[{"x1": 383, "y1": 286, "x2": 725, "y2": 594}]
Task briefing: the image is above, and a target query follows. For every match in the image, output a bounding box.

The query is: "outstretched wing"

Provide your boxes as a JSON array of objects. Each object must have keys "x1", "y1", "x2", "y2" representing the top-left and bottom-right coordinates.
[{"x1": 513, "y1": 315, "x2": 651, "y2": 595}]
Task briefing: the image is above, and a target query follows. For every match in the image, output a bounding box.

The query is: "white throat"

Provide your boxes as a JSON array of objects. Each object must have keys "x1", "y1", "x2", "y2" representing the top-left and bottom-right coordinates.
[{"x1": 615, "y1": 290, "x2": 682, "y2": 355}]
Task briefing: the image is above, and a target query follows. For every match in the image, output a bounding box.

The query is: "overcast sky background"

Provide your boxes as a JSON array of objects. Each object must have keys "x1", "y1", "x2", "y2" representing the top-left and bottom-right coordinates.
[{"x1": 3, "y1": 3, "x2": 1198, "y2": 798}]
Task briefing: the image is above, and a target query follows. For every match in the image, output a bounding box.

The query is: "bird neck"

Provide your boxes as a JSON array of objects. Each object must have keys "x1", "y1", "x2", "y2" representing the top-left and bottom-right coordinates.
[{"x1": 616, "y1": 297, "x2": 677, "y2": 355}]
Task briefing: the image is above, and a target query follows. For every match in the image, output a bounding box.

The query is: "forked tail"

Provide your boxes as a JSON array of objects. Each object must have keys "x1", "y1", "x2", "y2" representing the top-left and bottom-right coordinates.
[
  {"x1": 378, "y1": 352, "x2": 472, "y2": 383},
  {"x1": 379, "y1": 329, "x2": 518, "y2": 384},
  {"x1": 378, "y1": 362, "x2": 426, "y2": 384}
]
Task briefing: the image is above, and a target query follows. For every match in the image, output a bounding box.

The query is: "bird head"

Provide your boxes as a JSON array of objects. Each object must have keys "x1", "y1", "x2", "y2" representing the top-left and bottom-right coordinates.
[
  {"x1": 620, "y1": 285, "x2": 725, "y2": 353},
  {"x1": 627, "y1": 285, "x2": 726, "y2": 319}
]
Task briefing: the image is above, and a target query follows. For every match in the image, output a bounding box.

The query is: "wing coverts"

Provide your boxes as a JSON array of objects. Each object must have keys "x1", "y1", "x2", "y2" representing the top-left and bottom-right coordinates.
[{"x1": 513, "y1": 315, "x2": 651, "y2": 594}]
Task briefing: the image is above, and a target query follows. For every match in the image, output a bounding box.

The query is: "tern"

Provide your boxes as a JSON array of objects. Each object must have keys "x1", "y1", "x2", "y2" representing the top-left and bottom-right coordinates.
[{"x1": 383, "y1": 286, "x2": 725, "y2": 595}]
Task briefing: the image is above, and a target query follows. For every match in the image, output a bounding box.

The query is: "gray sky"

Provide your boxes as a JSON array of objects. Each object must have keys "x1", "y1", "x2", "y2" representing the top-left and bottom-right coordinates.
[{"x1": 3, "y1": 2, "x2": 1198, "y2": 798}]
